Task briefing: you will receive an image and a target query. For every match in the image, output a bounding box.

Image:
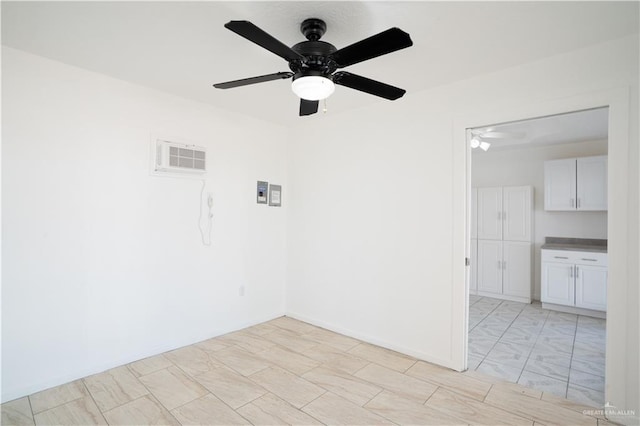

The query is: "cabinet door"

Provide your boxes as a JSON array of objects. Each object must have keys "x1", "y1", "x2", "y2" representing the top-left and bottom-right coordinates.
[
  {"x1": 477, "y1": 240, "x2": 502, "y2": 294},
  {"x1": 503, "y1": 186, "x2": 533, "y2": 242},
  {"x1": 502, "y1": 242, "x2": 531, "y2": 300},
  {"x1": 470, "y1": 187, "x2": 478, "y2": 239},
  {"x1": 544, "y1": 159, "x2": 576, "y2": 211},
  {"x1": 477, "y1": 187, "x2": 502, "y2": 240},
  {"x1": 577, "y1": 156, "x2": 607, "y2": 211},
  {"x1": 470, "y1": 239, "x2": 478, "y2": 294},
  {"x1": 541, "y1": 262, "x2": 575, "y2": 305},
  {"x1": 575, "y1": 265, "x2": 607, "y2": 311}
]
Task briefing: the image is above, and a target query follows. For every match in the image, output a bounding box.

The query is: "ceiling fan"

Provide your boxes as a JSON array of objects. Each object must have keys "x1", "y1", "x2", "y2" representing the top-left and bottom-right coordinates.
[
  {"x1": 470, "y1": 129, "x2": 526, "y2": 151},
  {"x1": 213, "y1": 18, "x2": 413, "y2": 116}
]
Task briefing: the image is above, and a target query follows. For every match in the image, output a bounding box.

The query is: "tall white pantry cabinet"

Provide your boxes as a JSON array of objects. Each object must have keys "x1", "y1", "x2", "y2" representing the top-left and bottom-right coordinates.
[{"x1": 470, "y1": 186, "x2": 533, "y2": 303}]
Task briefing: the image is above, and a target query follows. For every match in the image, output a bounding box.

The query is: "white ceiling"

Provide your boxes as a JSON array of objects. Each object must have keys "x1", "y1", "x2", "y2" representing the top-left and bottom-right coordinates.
[
  {"x1": 472, "y1": 107, "x2": 610, "y2": 152},
  {"x1": 2, "y1": 2, "x2": 638, "y2": 127}
]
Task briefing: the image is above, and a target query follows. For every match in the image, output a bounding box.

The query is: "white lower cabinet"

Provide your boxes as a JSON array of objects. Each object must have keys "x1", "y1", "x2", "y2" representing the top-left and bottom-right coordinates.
[
  {"x1": 541, "y1": 262, "x2": 574, "y2": 305},
  {"x1": 477, "y1": 240, "x2": 531, "y2": 303},
  {"x1": 575, "y1": 265, "x2": 608, "y2": 311},
  {"x1": 541, "y1": 249, "x2": 607, "y2": 312}
]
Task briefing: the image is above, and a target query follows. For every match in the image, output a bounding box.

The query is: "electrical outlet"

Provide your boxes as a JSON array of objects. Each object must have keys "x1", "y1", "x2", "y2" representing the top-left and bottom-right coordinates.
[{"x1": 239, "y1": 286, "x2": 245, "y2": 296}]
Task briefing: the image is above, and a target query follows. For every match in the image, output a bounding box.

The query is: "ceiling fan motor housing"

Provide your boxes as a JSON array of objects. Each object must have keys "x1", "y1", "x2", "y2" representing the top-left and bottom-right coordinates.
[
  {"x1": 291, "y1": 19, "x2": 337, "y2": 77},
  {"x1": 300, "y1": 18, "x2": 327, "y2": 41}
]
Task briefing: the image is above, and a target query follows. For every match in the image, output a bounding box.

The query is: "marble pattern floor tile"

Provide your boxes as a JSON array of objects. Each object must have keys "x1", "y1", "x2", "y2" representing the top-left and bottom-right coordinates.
[
  {"x1": 571, "y1": 355, "x2": 606, "y2": 377},
  {"x1": 485, "y1": 341, "x2": 533, "y2": 369},
  {"x1": 517, "y1": 370, "x2": 568, "y2": 399},
  {"x1": 524, "y1": 358, "x2": 570, "y2": 381},
  {"x1": 468, "y1": 296, "x2": 608, "y2": 410},
  {"x1": 567, "y1": 385, "x2": 605, "y2": 408},
  {"x1": 569, "y1": 369, "x2": 605, "y2": 392},
  {"x1": 4, "y1": 315, "x2": 607, "y2": 426}
]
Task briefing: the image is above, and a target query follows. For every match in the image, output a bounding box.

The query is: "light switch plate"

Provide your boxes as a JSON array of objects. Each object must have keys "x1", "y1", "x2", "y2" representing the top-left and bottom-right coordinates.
[
  {"x1": 257, "y1": 181, "x2": 268, "y2": 204},
  {"x1": 269, "y1": 184, "x2": 282, "y2": 207}
]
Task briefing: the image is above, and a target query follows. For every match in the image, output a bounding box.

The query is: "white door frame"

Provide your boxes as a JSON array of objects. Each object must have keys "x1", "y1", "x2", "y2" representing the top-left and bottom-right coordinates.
[{"x1": 451, "y1": 87, "x2": 630, "y2": 412}]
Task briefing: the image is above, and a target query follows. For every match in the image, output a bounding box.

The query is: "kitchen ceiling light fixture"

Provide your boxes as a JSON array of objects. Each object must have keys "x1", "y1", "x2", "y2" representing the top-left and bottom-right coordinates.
[
  {"x1": 470, "y1": 136, "x2": 491, "y2": 151},
  {"x1": 291, "y1": 75, "x2": 335, "y2": 100}
]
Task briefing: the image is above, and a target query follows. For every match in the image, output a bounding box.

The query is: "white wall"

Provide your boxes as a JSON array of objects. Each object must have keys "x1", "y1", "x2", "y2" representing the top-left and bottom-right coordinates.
[
  {"x1": 472, "y1": 139, "x2": 608, "y2": 300},
  {"x1": 286, "y1": 34, "x2": 638, "y2": 420},
  {"x1": 1, "y1": 47, "x2": 289, "y2": 402}
]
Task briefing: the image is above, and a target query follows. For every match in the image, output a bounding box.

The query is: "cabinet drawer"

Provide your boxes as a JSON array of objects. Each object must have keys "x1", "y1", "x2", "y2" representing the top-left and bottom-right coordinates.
[{"x1": 541, "y1": 249, "x2": 607, "y2": 266}]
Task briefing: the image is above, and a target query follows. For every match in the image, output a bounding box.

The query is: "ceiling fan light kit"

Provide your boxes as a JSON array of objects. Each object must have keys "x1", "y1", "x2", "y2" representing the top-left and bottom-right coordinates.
[
  {"x1": 291, "y1": 75, "x2": 335, "y2": 101},
  {"x1": 213, "y1": 18, "x2": 413, "y2": 116}
]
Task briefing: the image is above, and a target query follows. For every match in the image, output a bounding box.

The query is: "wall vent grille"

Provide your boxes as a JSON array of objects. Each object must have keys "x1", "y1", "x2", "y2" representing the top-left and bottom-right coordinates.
[{"x1": 155, "y1": 139, "x2": 206, "y2": 174}]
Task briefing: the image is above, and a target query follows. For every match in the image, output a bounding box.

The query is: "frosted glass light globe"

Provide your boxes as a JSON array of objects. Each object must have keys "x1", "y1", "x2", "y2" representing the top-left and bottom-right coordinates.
[{"x1": 291, "y1": 76, "x2": 335, "y2": 101}]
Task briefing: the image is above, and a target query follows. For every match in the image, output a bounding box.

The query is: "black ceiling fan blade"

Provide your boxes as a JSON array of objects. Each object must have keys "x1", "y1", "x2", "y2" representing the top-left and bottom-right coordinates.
[
  {"x1": 330, "y1": 27, "x2": 413, "y2": 68},
  {"x1": 299, "y1": 99, "x2": 319, "y2": 116},
  {"x1": 225, "y1": 21, "x2": 304, "y2": 63},
  {"x1": 213, "y1": 72, "x2": 293, "y2": 89},
  {"x1": 332, "y1": 71, "x2": 406, "y2": 100}
]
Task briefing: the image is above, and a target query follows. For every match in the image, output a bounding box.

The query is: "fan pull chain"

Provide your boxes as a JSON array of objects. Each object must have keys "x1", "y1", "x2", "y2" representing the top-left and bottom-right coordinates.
[{"x1": 323, "y1": 99, "x2": 328, "y2": 113}]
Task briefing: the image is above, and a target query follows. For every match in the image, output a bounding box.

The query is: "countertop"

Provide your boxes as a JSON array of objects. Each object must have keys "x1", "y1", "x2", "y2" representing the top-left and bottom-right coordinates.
[{"x1": 540, "y1": 237, "x2": 607, "y2": 253}]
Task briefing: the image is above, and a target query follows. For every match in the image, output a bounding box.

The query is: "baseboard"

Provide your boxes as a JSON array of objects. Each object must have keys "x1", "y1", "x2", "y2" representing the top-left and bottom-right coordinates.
[
  {"x1": 1, "y1": 311, "x2": 285, "y2": 404},
  {"x1": 284, "y1": 311, "x2": 457, "y2": 371}
]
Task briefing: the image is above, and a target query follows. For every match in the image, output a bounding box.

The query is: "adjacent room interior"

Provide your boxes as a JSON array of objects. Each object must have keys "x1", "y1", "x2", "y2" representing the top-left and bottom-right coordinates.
[
  {"x1": 467, "y1": 108, "x2": 609, "y2": 407},
  {"x1": 2, "y1": 2, "x2": 638, "y2": 425}
]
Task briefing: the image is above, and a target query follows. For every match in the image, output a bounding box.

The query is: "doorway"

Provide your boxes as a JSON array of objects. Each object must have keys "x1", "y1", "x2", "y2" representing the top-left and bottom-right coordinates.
[{"x1": 466, "y1": 108, "x2": 609, "y2": 407}]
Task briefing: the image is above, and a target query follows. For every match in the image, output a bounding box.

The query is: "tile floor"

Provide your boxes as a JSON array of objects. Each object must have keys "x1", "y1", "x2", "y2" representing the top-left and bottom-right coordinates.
[
  {"x1": 468, "y1": 295, "x2": 606, "y2": 408},
  {"x1": 2, "y1": 316, "x2": 609, "y2": 425}
]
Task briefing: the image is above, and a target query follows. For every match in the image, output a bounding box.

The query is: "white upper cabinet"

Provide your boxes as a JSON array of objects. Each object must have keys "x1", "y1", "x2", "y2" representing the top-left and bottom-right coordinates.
[
  {"x1": 477, "y1": 187, "x2": 503, "y2": 240},
  {"x1": 576, "y1": 156, "x2": 608, "y2": 211},
  {"x1": 476, "y1": 186, "x2": 532, "y2": 242},
  {"x1": 503, "y1": 186, "x2": 533, "y2": 242},
  {"x1": 544, "y1": 155, "x2": 607, "y2": 211},
  {"x1": 544, "y1": 159, "x2": 577, "y2": 210}
]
